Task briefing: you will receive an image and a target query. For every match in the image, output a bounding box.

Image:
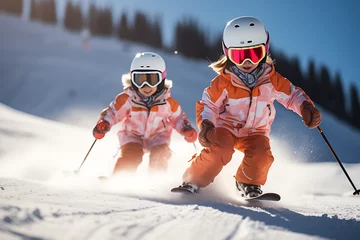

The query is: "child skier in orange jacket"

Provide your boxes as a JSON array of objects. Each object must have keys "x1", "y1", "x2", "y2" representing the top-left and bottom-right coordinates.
[
  {"x1": 93, "y1": 52, "x2": 198, "y2": 174},
  {"x1": 177, "y1": 17, "x2": 322, "y2": 197}
]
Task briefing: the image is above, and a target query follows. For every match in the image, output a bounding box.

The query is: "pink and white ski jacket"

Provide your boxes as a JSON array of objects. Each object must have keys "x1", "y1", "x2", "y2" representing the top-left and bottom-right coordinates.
[
  {"x1": 196, "y1": 63, "x2": 314, "y2": 138},
  {"x1": 99, "y1": 74, "x2": 192, "y2": 150}
]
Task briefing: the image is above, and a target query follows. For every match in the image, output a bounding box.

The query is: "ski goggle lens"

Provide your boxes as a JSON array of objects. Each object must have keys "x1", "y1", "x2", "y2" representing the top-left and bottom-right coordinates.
[
  {"x1": 131, "y1": 72, "x2": 162, "y2": 88},
  {"x1": 228, "y1": 45, "x2": 266, "y2": 66}
]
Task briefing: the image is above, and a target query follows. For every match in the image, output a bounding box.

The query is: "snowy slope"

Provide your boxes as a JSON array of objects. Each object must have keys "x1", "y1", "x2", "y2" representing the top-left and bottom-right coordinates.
[
  {"x1": 1, "y1": 14, "x2": 360, "y2": 239},
  {"x1": 1, "y1": 14, "x2": 360, "y2": 164},
  {"x1": 0, "y1": 103, "x2": 360, "y2": 240}
]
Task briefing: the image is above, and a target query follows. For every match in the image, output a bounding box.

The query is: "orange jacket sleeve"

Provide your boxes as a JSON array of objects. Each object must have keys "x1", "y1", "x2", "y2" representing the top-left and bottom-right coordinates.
[
  {"x1": 196, "y1": 75, "x2": 229, "y2": 129},
  {"x1": 270, "y1": 71, "x2": 314, "y2": 116},
  {"x1": 167, "y1": 97, "x2": 193, "y2": 135},
  {"x1": 99, "y1": 92, "x2": 131, "y2": 126}
]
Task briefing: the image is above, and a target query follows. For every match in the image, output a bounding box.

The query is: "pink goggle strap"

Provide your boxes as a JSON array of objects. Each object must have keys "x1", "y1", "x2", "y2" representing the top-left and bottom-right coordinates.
[{"x1": 162, "y1": 69, "x2": 167, "y2": 79}]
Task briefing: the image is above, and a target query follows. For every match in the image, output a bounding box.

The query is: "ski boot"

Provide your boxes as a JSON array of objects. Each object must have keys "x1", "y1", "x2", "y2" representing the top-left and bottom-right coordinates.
[
  {"x1": 236, "y1": 181, "x2": 263, "y2": 198},
  {"x1": 172, "y1": 182, "x2": 199, "y2": 194}
]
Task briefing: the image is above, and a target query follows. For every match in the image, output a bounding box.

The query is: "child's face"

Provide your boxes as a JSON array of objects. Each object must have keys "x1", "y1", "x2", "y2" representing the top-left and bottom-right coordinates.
[
  {"x1": 236, "y1": 60, "x2": 259, "y2": 73},
  {"x1": 138, "y1": 85, "x2": 157, "y2": 97}
]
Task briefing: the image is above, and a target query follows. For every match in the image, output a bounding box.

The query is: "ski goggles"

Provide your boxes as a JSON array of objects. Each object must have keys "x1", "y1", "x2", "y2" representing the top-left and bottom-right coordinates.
[
  {"x1": 226, "y1": 45, "x2": 266, "y2": 66},
  {"x1": 131, "y1": 71, "x2": 163, "y2": 88}
]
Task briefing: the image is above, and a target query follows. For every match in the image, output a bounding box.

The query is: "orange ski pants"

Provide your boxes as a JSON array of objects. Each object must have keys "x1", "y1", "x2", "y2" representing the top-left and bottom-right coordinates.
[
  {"x1": 113, "y1": 142, "x2": 172, "y2": 174},
  {"x1": 183, "y1": 128, "x2": 274, "y2": 187}
]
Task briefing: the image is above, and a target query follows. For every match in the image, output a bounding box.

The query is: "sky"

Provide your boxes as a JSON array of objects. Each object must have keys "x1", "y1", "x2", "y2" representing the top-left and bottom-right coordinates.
[
  {"x1": 0, "y1": 14, "x2": 360, "y2": 239},
  {"x1": 50, "y1": 0, "x2": 360, "y2": 95}
]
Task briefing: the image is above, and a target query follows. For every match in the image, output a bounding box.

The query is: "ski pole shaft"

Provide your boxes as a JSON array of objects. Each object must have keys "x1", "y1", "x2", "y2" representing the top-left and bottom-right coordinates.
[
  {"x1": 193, "y1": 142, "x2": 197, "y2": 150},
  {"x1": 76, "y1": 139, "x2": 97, "y2": 173},
  {"x1": 317, "y1": 126, "x2": 360, "y2": 195}
]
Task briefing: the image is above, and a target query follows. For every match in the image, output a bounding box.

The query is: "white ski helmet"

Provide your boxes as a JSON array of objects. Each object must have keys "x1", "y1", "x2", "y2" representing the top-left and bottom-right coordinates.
[
  {"x1": 222, "y1": 16, "x2": 270, "y2": 54},
  {"x1": 130, "y1": 52, "x2": 167, "y2": 79}
]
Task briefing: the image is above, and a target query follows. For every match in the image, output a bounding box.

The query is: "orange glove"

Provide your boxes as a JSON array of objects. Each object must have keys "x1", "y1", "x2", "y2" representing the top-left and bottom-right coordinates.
[
  {"x1": 198, "y1": 120, "x2": 216, "y2": 147},
  {"x1": 300, "y1": 101, "x2": 322, "y2": 129},
  {"x1": 93, "y1": 120, "x2": 110, "y2": 139},
  {"x1": 183, "y1": 128, "x2": 198, "y2": 143}
]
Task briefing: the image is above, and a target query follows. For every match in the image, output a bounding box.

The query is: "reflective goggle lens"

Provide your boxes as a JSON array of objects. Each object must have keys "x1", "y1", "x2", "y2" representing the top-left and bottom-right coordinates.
[
  {"x1": 132, "y1": 72, "x2": 162, "y2": 88},
  {"x1": 228, "y1": 45, "x2": 266, "y2": 65}
]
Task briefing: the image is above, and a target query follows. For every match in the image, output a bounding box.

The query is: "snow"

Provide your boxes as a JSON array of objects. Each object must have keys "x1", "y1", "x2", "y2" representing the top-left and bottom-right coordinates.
[{"x1": 0, "y1": 13, "x2": 360, "y2": 239}]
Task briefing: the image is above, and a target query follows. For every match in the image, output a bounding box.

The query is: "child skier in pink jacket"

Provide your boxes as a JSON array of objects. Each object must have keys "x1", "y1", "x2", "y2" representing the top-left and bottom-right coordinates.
[
  {"x1": 177, "y1": 17, "x2": 322, "y2": 197},
  {"x1": 93, "y1": 52, "x2": 198, "y2": 174}
]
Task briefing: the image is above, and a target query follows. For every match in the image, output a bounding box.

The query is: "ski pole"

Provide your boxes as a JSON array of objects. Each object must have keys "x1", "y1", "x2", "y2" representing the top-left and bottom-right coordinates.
[
  {"x1": 75, "y1": 139, "x2": 97, "y2": 174},
  {"x1": 317, "y1": 126, "x2": 360, "y2": 195}
]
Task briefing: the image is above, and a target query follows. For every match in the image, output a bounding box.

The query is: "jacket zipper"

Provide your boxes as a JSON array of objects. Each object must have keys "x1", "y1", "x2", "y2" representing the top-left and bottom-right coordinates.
[
  {"x1": 241, "y1": 89, "x2": 253, "y2": 132},
  {"x1": 246, "y1": 81, "x2": 270, "y2": 126},
  {"x1": 248, "y1": 89, "x2": 253, "y2": 121},
  {"x1": 131, "y1": 99, "x2": 167, "y2": 135}
]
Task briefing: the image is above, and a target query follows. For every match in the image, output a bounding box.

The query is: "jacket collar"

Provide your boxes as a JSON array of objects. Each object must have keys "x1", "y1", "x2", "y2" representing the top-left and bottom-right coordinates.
[
  {"x1": 222, "y1": 63, "x2": 275, "y2": 89},
  {"x1": 125, "y1": 87, "x2": 170, "y2": 107}
]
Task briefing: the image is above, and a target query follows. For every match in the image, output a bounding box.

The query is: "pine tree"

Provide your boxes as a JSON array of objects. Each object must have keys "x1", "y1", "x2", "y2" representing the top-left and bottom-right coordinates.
[
  {"x1": 89, "y1": 5, "x2": 99, "y2": 35},
  {"x1": 133, "y1": 11, "x2": 151, "y2": 44},
  {"x1": 94, "y1": 8, "x2": 113, "y2": 36},
  {"x1": 0, "y1": 0, "x2": 23, "y2": 15},
  {"x1": 151, "y1": 17, "x2": 163, "y2": 49},
  {"x1": 318, "y1": 65, "x2": 333, "y2": 110},
  {"x1": 349, "y1": 84, "x2": 360, "y2": 129},
  {"x1": 117, "y1": 12, "x2": 130, "y2": 40},
  {"x1": 41, "y1": 0, "x2": 57, "y2": 24},
  {"x1": 332, "y1": 72, "x2": 347, "y2": 119},
  {"x1": 101, "y1": 8, "x2": 113, "y2": 36},
  {"x1": 289, "y1": 57, "x2": 304, "y2": 87},
  {"x1": 306, "y1": 60, "x2": 318, "y2": 103},
  {"x1": 72, "y1": 5, "x2": 83, "y2": 31},
  {"x1": 64, "y1": 2, "x2": 83, "y2": 32},
  {"x1": 30, "y1": 0, "x2": 39, "y2": 20},
  {"x1": 64, "y1": 1, "x2": 74, "y2": 30},
  {"x1": 271, "y1": 49, "x2": 292, "y2": 81},
  {"x1": 208, "y1": 34, "x2": 222, "y2": 62},
  {"x1": 174, "y1": 18, "x2": 209, "y2": 59}
]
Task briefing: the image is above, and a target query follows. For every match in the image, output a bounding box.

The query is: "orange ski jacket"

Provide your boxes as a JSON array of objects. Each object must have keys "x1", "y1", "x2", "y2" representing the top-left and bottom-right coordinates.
[{"x1": 196, "y1": 64, "x2": 313, "y2": 137}]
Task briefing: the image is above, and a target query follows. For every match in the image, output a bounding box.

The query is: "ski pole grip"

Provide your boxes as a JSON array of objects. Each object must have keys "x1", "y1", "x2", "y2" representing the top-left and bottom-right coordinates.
[{"x1": 354, "y1": 189, "x2": 360, "y2": 196}]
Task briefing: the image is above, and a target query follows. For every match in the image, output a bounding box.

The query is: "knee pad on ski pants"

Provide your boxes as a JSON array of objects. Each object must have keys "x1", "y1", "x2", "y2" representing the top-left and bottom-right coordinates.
[
  {"x1": 149, "y1": 144, "x2": 172, "y2": 171},
  {"x1": 113, "y1": 143, "x2": 144, "y2": 173}
]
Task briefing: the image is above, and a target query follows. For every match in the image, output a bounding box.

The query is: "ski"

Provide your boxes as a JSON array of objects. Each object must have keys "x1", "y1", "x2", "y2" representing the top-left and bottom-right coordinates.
[{"x1": 243, "y1": 192, "x2": 281, "y2": 201}]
